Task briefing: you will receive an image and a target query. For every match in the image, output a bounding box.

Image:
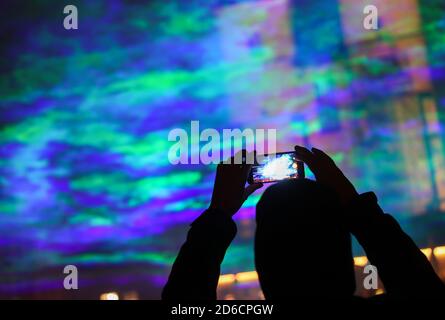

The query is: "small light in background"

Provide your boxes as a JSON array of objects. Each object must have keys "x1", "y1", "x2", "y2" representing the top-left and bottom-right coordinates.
[
  {"x1": 235, "y1": 271, "x2": 258, "y2": 283},
  {"x1": 218, "y1": 274, "x2": 236, "y2": 285},
  {"x1": 353, "y1": 256, "x2": 368, "y2": 267},
  {"x1": 100, "y1": 292, "x2": 119, "y2": 300},
  {"x1": 421, "y1": 248, "x2": 432, "y2": 260},
  {"x1": 123, "y1": 291, "x2": 139, "y2": 300},
  {"x1": 433, "y1": 246, "x2": 445, "y2": 258},
  {"x1": 375, "y1": 289, "x2": 385, "y2": 295}
]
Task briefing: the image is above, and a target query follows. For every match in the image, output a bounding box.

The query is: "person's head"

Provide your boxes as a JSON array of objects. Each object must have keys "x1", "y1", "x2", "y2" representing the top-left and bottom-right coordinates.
[{"x1": 255, "y1": 178, "x2": 355, "y2": 299}]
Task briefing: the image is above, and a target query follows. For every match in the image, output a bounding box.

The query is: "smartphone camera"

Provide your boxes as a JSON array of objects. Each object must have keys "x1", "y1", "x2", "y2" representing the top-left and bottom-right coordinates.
[{"x1": 248, "y1": 151, "x2": 305, "y2": 184}]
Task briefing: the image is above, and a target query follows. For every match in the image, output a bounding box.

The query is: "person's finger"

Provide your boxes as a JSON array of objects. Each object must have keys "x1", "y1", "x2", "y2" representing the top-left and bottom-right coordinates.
[
  {"x1": 294, "y1": 145, "x2": 317, "y2": 170},
  {"x1": 239, "y1": 163, "x2": 252, "y2": 181},
  {"x1": 222, "y1": 155, "x2": 235, "y2": 165},
  {"x1": 294, "y1": 145, "x2": 311, "y2": 158},
  {"x1": 244, "y1": 183, "x2": 263, "y2": 199},
  {"x1": 311, "y1": 147, "x2": 336, "y2": 166},
  {"x1": 233, "y1": 149, "x2": 247, "y2": 165},
  {"x1": 245, "y1": 150, "x2": 255, "y2": 165},
  {"x1": 238, "y1": 150, "x2": 255, "y2": 178}
]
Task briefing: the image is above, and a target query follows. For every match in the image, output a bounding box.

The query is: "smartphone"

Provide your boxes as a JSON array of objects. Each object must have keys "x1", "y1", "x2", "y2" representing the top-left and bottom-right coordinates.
[{"x1": 248, "y1": 151, "x2": 305, "y2": 184}]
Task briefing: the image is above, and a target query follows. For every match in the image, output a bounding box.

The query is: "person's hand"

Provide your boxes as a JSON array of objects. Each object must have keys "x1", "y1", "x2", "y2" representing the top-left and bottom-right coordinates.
[
  {"x1": 209, "y1": 150, "x2": 263, "y2": 216},
  {"x1": 294, "y1": 145, "x2": 358, "y2": 206}
]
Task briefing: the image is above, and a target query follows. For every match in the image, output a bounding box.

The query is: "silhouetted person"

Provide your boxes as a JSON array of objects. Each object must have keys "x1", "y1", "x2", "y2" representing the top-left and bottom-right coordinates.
[
  {"x1": 255, "y1": 179, "x2": 355, "y2": 299},
  {"x1": 162, "y1": 146, "x2": 445, "y2": 301}
]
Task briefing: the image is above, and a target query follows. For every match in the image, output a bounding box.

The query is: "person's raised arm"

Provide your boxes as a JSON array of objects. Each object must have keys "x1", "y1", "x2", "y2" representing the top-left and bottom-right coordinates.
[
  {"x1": 162, "y1": 151, "x2": 262, "y2": 300},
  {"x1": 294, "y1": 145, "x2": 445, "y2": 298}
]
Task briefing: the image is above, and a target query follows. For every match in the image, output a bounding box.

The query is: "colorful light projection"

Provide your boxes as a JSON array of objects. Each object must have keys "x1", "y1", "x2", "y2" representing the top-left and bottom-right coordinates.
[{"x1": 0, "y1": 0, "x2": 445, "y2": 297}]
